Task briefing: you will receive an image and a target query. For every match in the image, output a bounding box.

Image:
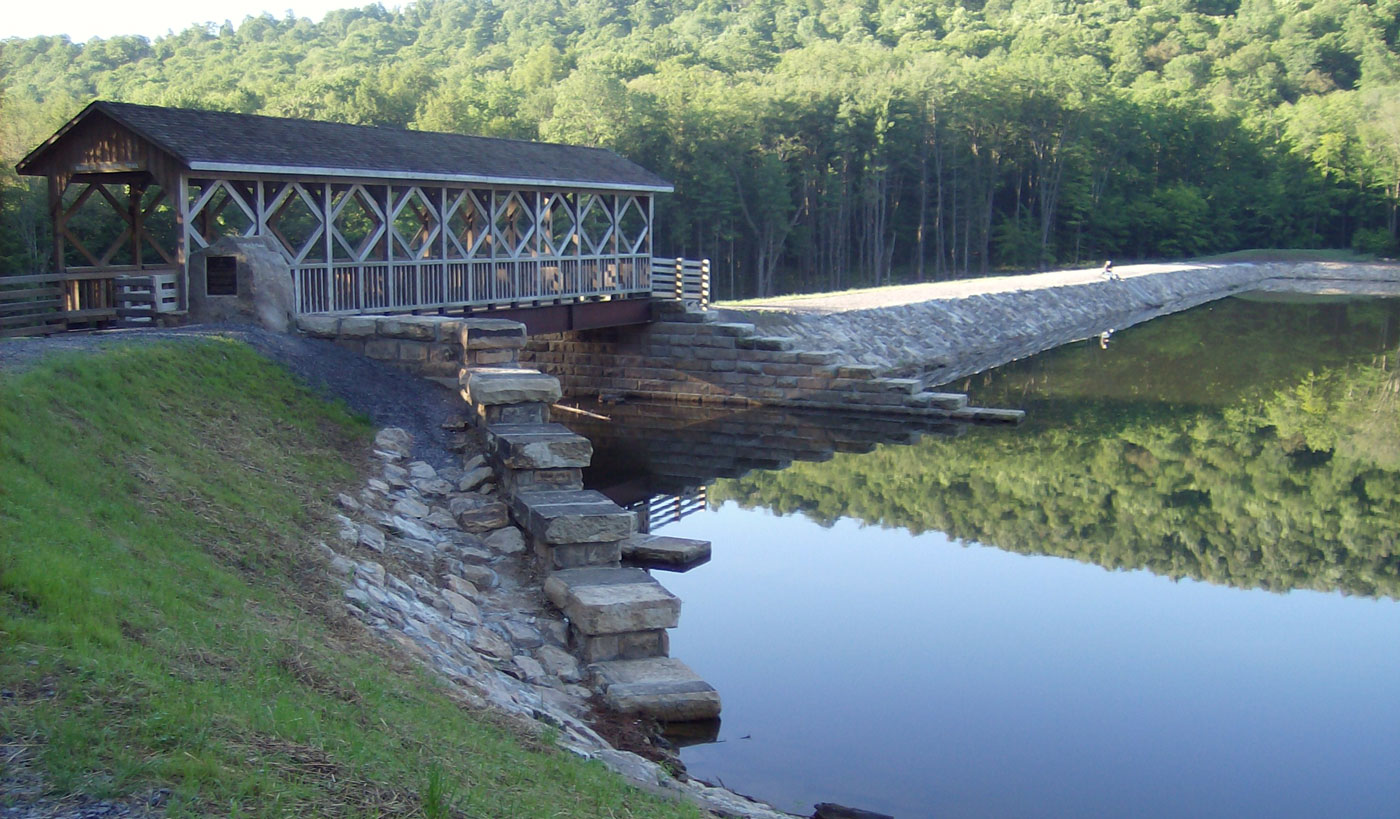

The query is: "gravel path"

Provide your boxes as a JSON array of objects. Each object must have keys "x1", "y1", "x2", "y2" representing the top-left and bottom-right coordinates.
[{"x1": 0, "y1": 323, "x2": 469, "y2": 469}]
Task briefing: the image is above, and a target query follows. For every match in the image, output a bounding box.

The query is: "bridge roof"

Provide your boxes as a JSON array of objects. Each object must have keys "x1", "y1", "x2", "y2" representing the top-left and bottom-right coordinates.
[{"x1": 18, "y1": 100, "x2": 674, "y2": 193}]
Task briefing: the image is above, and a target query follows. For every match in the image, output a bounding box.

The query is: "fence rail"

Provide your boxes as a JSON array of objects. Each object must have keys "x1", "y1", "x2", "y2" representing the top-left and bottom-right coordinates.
[
  {"x1": 650, "y1": 257, "x2": 711, "y2": 309},
  {"x1": 630, "y1": 486, "x2": 709, "y2": 533}
]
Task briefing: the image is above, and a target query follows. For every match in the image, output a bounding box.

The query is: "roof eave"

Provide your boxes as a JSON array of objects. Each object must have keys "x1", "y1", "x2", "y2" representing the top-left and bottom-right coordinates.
[{"x1": 185, "y1": 161, "x2": 674, "y2": 193}]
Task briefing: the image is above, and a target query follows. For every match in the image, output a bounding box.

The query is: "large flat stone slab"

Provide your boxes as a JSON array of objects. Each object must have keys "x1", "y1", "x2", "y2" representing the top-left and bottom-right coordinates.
[
  {"x1": 620, "y1": 533, "x2": 711, "y2": 571},
  {"x1": 488, "y1": 423, "x2": 592, "y2": 469},
  {"x1": 592, "y1": 657, "x2": 721, "y2": 721},
  {"x1": 512, "y1": 489, "x2": 635, "y2": 544},
  {"x1": 545, "y1": 567, "x2": 680, "y2": 634},
  {"x1": 461, "y1": 368, "x2": 561, "y2": 406}
]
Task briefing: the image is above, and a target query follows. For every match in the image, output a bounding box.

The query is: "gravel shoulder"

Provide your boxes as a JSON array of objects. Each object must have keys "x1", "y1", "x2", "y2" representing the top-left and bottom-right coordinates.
[{"x1": 0, "y1": 323, "x2": 468, "y2": 469}]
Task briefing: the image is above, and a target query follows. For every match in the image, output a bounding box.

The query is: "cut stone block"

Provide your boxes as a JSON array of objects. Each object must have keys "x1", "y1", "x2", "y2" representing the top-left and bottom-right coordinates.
[
  {"x1": 476, "y1": 401, "x2": 549, "y2": 425},
  {"x1": 620, "y1": 533, "x2": 711, "y2": 571},
  {"x1": 737, "y1": 336, "x2": 794, "y2": 351},
  {"x1": 573, "y1": 626, "x2": 669, "y2": 663},
  {"x1": 501, "y1": 467, "x2": 584, "y2": 495},
  {"x1": 487, "y1": 423, "x2": 592, "y2": 469},
  {"x1": 877, "y1": 378, "x2": 922, "y2": 395},
  {"x1": 922, "y1": 391, "x2": 969, "y2": 410},
  {"x1": 460, "y1": 368, "x2": 562, "y2": 406},
  {"x1": 296, "y1": 315, "x2": 339, "y2": 337},
  {"x1": 545, "y1": 567, "x2": 680, "y2": 634},
  {"x1": 512, "y1": 489, "x2": 635, "y2": 544},
  {"x1": 592, "y1": 657, "x2": 721, "y2": 721},
  {"x1": 950, "y1": 406, "x2": 1026, "y2": 424},
  {"x1": 535, "y1": 537, "x2": 623, "y2": 570},
  {"x1": 459, "y1": 318, "x2": 527, "y2": 350}
]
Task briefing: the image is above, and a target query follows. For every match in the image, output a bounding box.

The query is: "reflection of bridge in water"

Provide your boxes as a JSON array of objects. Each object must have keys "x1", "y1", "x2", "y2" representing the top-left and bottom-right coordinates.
[{"x1": 558, "y1": 400, "x2": 973, "y2": 532}]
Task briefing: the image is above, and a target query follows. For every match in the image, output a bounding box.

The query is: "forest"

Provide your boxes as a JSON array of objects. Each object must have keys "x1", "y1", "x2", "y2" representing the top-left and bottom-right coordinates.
[
  {"x1": 708, "y1": 297, "x2": 1400, "y2": 598},
  {"x1": 2, "y1": 0, "x2": 1400, "y2": 298}
]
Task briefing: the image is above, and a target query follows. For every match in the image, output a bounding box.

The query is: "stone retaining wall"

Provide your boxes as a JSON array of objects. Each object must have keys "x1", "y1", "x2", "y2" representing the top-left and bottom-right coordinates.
[{"x1": 521, "y1": 301, "x2": 1018, "y2": 420}]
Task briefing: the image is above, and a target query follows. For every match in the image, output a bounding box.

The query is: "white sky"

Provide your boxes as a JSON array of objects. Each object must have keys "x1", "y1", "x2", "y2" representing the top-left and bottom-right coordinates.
[{"x1": 2, "y1": 0, "x2": 391, "y2": 43}]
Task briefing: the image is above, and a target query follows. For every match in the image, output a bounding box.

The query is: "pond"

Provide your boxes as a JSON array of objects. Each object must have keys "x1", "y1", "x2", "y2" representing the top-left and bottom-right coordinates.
[{"x1": 566, "y1": 295, "x2": 1400, "y2": 818}]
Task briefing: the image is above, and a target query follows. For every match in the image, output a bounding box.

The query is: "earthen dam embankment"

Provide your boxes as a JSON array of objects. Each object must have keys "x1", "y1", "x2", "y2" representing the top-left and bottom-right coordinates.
[{"x1": 718, "y1": 261, "x2": 1400, "y2": 387}]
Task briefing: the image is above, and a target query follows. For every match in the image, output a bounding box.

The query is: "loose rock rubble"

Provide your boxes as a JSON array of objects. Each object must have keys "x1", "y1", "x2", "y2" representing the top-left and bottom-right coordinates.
[{"x1": 325, "y1": 426, "x2": 793, "y2": 819}]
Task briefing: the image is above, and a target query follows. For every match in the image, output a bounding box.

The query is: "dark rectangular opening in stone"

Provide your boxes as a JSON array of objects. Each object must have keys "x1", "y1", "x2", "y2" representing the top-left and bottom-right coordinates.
[{"x1": 206, "y1": 256, "x2": 238, "y2": 296}]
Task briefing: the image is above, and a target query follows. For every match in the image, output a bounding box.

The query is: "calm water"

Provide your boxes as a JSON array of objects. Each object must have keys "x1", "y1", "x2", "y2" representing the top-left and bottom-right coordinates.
[{"x1": 575, "y1": 296, "x2": 1400, "y2": 818}]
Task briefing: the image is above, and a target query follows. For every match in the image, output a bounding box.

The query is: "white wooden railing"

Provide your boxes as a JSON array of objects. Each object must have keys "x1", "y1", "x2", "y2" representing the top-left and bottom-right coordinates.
[
  {"x1": 650, "y1": 257, "x2": 710, "y2": 309},
  {"x1": 292, "y1": 254, "x2": 652, "y2": 315}
]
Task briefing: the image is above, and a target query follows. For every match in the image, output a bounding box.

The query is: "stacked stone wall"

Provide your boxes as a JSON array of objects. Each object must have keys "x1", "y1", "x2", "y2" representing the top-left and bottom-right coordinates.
[
  {"x1": 297, "y1": 314, "x2": 464, "y2": 380},
  {"x1": 520, "y1": 302, "x2": 1011, "y2": 419}
]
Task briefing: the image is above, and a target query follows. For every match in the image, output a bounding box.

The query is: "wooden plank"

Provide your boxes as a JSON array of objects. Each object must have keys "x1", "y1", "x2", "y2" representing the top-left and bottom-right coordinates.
[
  {"x1": 0, "y1": 287, "x2": 64, "y2": 300},
  {"x1": 0, "y1": 273, "x2": 65, "y2": 286},
  {"x1": 0, "y1": 324, "x2": 63, "y2": 338},
  {"x1": 0, "y1": 300, "x2": 62, "y2": 317},
  {"x1": 0, "y1": 312, "x2": 60, "y2": 327}
]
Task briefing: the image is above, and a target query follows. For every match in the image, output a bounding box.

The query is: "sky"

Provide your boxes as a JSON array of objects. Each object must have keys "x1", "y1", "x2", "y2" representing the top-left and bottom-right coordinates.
[{"x1": 1, "y1": 0, "x2": 385, "y2": 43}]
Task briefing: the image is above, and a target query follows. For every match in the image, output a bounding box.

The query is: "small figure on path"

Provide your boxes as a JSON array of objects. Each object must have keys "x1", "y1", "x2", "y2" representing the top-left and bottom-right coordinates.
[
  {"x1": 1099, "y1": 328, "x2": 1114, "y2": 349},
  {"x1": 1102, "y1": 260, "x2": 1120, "y2": 281}
]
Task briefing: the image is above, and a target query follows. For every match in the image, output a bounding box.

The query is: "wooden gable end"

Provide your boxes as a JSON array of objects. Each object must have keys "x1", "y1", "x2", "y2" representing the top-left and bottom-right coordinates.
[{"x1": 18, "y1": 109, "x2": 185, "y2": 192}]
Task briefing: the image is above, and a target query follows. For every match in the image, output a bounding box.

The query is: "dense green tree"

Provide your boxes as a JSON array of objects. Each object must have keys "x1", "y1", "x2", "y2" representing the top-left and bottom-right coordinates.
[{"x1": 2, "y1": 0, "x2": 1398, "y2": 289}]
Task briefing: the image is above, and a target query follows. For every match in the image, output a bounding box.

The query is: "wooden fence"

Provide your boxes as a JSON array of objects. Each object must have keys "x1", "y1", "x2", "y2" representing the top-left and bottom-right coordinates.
[{"x1": 1, "y1": 268, "x2": 181, "y2": 337}]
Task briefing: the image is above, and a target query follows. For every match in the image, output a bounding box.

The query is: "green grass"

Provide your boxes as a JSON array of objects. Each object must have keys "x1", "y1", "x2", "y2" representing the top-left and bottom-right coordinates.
[{"x1": 0, "y1": 340, "x2": 699, "y2": 818}]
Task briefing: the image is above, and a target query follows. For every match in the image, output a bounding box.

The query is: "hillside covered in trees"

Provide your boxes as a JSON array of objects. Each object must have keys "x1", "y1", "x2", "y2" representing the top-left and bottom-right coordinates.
[{"x1": 3, "y1": 0, "x2": 1400, "y2": 297}]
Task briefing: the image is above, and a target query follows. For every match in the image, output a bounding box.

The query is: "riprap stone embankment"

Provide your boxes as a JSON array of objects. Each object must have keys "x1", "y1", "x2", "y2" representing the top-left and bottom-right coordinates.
[{"x1": 719, "y1": 261, "x2": 1400, "y2": 386}]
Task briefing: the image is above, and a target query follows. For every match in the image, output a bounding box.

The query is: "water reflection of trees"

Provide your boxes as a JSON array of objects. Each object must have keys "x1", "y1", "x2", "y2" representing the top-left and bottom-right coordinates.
[{"x1": 712, "y1": 347, "x2": 1400, "y2": 600}]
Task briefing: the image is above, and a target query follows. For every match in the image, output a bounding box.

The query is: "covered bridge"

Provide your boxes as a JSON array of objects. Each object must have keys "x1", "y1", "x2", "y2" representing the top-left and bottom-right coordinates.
[{"x1": 12, "y1": 100, "x2": 706, "y2": 334}]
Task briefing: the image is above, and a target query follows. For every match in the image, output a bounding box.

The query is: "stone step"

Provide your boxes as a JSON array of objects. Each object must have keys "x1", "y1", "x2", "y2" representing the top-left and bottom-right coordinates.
[
  {"x1": 907, "y1": 391, "x2": 969, "y2": 410},
  {"x1": 620, "y1": 533, "x2": 711, "y2": 571},
  {"x1": 876, "y1": 377, "x2": 922, "y2": 395},
  {"x1": 736, "y1": 335, "x2": 794, "y2": 351},
  {"x1": 487, "y1": 422, "x2": 592, "y2": 469},
  {"x1": 460, "y1": 368, "x2": 562, "y2": 406},
  {"x1": 950, "y1": 406, "x2": 1026, "y2": 424},
  {"x1": 545, "y1": 567, "x2": 681, "y2": 635},
  {"x1": 591, "y1": 657, "x2": 722, "y2": 722},
  {"x1": 510, "y1": 489, "x2": 636, "y2": 544}
]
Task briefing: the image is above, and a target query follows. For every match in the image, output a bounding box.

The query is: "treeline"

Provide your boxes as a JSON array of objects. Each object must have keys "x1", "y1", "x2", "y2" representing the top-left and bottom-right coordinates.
[
  {"x1": 709, "y1": 298, "x2": 1400, "y2": 598},
  {"x1": 3, "y1": 0, "x2": 1400, "y2": 296}
]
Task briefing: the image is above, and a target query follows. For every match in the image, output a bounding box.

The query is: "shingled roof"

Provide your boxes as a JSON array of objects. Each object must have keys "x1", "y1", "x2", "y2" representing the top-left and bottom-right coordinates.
[{"x1": 19, "y1": 100, "x2": 673, "y2": 192}]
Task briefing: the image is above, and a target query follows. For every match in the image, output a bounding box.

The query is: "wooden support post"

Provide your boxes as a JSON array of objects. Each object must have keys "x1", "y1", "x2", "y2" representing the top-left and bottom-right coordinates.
[{"x1": 130, "y1": 182, "x2": 144, "y2": 269}]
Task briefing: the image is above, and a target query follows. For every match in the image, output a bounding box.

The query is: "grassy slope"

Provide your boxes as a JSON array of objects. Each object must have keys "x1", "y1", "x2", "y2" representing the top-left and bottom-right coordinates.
[{"x1": 0, "y1": 340, "x2": 698, "y2": 818}]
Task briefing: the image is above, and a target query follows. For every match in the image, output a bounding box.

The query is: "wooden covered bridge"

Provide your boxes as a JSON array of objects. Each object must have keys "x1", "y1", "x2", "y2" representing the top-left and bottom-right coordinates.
[{"x1": 7, "y1": 101, "x2": 709, "y2": 336}]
